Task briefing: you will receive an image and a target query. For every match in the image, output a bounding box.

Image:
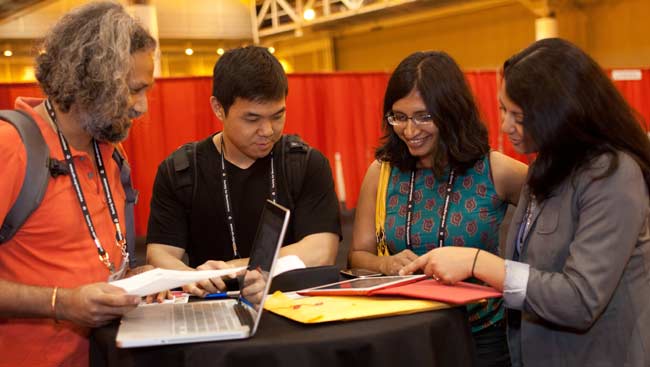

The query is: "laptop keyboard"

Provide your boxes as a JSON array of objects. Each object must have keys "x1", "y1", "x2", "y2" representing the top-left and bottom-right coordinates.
[
  {"x1": 234, "y1": 302, "x2": 254, "y2": 328},
  {"x1": 172, "y1": 302, "x2": 239, "y2": 335}
]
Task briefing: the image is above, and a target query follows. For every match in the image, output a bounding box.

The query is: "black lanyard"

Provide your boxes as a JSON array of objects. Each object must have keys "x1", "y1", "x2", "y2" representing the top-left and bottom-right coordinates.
[
  {"x1": 44, "y1": 99, "x2": 127, "y2": 273},
  {"x1": 219, "y1": 135, "x2": 276, "y2": 259},
  {"x1": 405, "y1": 168, "x2": 456, "y2": 249}
]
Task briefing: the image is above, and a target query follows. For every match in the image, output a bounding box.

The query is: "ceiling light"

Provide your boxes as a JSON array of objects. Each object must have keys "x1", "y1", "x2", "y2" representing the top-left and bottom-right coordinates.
[
  {"x1": 303, "y1": 8, "x2": 315, "y2": 21},
  {"x1": 184, "y1": 48, "x2": 194, "y2": 56},
  {"x1": 217, "y1": 48, "x2": 225, "y2": 56},
  {"x1": 3, "y1": 50, "x2": 12, "y2": 57},
  {"x1": 268, "y1": 47, "x2": 275, "y2": 54}
]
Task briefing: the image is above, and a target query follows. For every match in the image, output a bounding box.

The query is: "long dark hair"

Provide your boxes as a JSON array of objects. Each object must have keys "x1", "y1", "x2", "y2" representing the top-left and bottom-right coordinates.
[
  {"x1": 375, "y1": 51, "x2": 489, "y2": 176},
  {"x1": 503, "y1": 38, "x2": 650, "y2": 201}
]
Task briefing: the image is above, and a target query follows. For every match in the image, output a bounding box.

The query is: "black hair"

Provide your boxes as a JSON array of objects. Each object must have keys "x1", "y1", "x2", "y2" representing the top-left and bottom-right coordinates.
[
  {"x1": 212, "y1": 45, "x2": 288, "y2": 115},
  {"x1": 503, "y1": 38, "x2": 650, "y2": 201},
  {"x1": 375, "y1": 51, "x2": 489, "y2": 176}
]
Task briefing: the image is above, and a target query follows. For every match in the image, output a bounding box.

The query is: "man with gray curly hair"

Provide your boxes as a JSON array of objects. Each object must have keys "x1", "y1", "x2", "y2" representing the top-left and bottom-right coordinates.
[{"x1": 0, "y1": 2, "x2": 156, "y2": 365}]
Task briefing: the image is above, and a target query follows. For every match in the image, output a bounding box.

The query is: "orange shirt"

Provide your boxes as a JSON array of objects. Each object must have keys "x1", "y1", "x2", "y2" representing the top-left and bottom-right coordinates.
[{"x1": 0, "y1": 98, "x2": 126, "y2": 367}]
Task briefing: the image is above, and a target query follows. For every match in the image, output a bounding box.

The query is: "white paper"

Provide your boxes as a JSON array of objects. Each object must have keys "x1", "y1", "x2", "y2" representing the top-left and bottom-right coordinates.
[
  {"x1": 272, "y1": 255, "x2": 306, "y2": 277},
  {"x1": 110, "y1": 267, "x2": 246, "y2": 296}
]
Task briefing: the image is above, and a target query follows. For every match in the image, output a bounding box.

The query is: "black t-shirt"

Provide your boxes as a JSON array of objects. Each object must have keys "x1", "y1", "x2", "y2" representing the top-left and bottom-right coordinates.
[{"x1": 146, "y1": 134, "x2": 342, "y2": 268}]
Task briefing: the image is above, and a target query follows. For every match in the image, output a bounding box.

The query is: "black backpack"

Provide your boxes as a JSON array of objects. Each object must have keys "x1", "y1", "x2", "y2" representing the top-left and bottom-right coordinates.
[
  {"x1": 0, "y1": 110, "x2": 139, "y2": 267},
  {"x1": 167, "y1": 134, "x2": 312, "y2": 216}
]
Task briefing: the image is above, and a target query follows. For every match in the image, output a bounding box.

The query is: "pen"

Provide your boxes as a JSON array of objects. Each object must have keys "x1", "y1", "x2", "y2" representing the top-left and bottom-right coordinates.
[
  {"x1": 238, "y1": 295, "x2": 254, "y2": 308},
  {"x1": 204, "y1": 291, "x2": 240, "y2": 300}
]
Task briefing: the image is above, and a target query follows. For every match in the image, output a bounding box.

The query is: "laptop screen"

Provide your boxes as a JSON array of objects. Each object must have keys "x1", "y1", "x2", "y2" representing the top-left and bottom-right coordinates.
[{"x1": 239, "y1": 199, "x2": 290, "y2": 334}]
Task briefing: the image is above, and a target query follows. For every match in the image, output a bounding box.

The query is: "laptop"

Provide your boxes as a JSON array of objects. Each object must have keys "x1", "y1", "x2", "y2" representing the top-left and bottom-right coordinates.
[{"x1": 116, "y1": 199, "x2": 290, "y2": 348}]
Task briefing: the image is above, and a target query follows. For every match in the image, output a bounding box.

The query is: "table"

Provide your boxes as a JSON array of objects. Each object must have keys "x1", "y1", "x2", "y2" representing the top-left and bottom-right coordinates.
[{"x1": 91, "y1": 306, "x2": 475, "y2": 367}]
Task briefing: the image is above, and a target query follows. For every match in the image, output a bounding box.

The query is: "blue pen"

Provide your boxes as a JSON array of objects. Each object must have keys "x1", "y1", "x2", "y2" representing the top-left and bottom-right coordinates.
[
  {"x1": 204, "y1": 291, "x2": 240, "y2": 300},
  {"x1": 238, "y1": 295, "x2": 254, "y2": 309}
]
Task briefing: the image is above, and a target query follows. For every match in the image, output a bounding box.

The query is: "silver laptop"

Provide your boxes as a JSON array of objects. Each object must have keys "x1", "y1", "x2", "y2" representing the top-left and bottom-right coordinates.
[{"x1": 116, "y1": 200, "x2": 290, "y2": 348}]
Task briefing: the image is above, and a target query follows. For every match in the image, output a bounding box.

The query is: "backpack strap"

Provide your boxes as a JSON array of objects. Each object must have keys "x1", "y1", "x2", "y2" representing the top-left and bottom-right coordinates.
[
  {"x1": 164, "y1": 136, "x2": 308, "y2": 231},
  {"x1": 278, "y1": 134, "x2": 311, "y2": 211},
  {"x1": 111, "y1": 149, "x2": 139, "y2": 267},
  {"x1": 0, "y1": 110, "x2": 50, "y2": 244},
  {"x1": 168, "y1": 142, "x2": 198, "y2": 214},
  {"x1": 0, "y1": 110, "x2": 140, "y2": 269}
]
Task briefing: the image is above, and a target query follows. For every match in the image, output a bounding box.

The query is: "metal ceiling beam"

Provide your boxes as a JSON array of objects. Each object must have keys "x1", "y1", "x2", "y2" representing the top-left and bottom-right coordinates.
[
  {"x1": 254, "y1": 0, "x2": 523, "y2": 43},
  {"x1": 251, "y1": 0, "x2": 422, "y2": 42},
  {"x1": 330, "y1": 0, "x2": 517, "y2": 38},
  {"x1": 517, "y1": 0, "x2": 551, "y2": 16},
  {"x1": 0, "y1": 0, "x2": 51, "y2": 24}
]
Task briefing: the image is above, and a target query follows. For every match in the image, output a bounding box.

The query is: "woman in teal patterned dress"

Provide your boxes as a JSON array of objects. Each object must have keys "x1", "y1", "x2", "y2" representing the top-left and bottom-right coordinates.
[{"x1": 349, "y1": 51, "x2": 527, "y2": 366}]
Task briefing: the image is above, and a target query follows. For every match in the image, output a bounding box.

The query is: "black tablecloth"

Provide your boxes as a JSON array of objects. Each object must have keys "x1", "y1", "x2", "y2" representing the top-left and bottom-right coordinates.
[{"x1": 91, "y1": 307, "x2": 474, "y2": 367}]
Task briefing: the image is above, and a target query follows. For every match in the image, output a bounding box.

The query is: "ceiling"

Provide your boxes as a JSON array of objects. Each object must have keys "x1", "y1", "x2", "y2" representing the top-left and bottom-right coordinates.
[
  {"x1": 0, "y1": 0, "x2": 253, "y2": 39},
  {"x1": 0, "y1": 0, "x2": 600, "y2": 46},
  {"x1": 0, "y1": 0, "x2": 47, "y2": 21}
]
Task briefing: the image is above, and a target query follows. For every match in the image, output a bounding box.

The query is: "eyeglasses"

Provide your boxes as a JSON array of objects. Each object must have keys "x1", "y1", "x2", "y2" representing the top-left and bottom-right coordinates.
[{"x1": 386, "y1": 111, "x2": 434, "y2": 126}]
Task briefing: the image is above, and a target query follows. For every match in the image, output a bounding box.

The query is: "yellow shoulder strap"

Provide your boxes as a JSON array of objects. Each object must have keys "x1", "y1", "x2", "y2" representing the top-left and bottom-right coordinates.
[{"x1": 375, "y1": 161, "x2": 392, "y2": 256}]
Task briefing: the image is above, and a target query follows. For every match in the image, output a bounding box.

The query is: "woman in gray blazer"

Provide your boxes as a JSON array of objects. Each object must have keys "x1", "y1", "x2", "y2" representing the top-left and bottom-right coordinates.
[{"x1": 401, "y1": 38, "x2": 650, "y2": 367}]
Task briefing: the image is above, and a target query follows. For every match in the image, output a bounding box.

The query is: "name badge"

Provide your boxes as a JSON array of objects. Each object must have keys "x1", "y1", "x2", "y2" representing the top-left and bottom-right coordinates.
[{"x1": 107, "y1": 253, "x2": 129, "y2": 282}]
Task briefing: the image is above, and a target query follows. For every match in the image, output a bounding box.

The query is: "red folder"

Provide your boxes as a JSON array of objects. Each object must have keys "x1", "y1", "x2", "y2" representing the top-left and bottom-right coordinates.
[{"x1": 370, "y1": 279, "x2": 502, "y2": 304}]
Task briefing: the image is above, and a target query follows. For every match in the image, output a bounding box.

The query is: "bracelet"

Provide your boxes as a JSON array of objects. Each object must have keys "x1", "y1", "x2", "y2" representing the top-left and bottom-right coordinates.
[
  {"x1": 471, "y1": 249, "x2": 481, "y2": 278},
  {"x1": 51, "y1": 286, "x2": 59, "y2": 322}
]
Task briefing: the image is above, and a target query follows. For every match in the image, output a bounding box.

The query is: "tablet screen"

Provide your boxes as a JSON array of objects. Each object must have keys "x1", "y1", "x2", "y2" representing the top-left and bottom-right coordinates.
[{"x1": 308, "y1": 275, "x2": 425, "y2": 291}]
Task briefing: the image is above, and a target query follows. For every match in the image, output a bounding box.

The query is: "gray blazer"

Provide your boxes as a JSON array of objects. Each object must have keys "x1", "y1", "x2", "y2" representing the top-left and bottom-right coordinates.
[{"x1": 506, "y1": 152, "x2": 650, "y2": 367}]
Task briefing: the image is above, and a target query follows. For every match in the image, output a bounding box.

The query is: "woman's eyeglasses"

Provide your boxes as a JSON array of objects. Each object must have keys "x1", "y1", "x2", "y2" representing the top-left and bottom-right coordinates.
[{"x1": 386, "y1": 112, "x2": 434, "y2": 126}]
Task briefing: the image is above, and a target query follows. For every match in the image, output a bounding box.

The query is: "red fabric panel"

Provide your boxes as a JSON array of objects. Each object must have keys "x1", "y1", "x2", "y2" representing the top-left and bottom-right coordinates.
[
  {"x1": 0, "y1": 83, "x2": 42, "y2": 109},
  {"x1": 2, "y1": 68, "x2": 648, "y2": 235},
  {"x1": 465, "y1": 71, "x2": 501, "y2": 150},
  {"x1": 286, "y1": 73, "x2": 389, "y2": 211},
  {"x1": 122, "y1": 77, "x2": 221, "y2": 235},
  {"x1": 612, "y1": 69, "x2": 650, "y2": 131}
]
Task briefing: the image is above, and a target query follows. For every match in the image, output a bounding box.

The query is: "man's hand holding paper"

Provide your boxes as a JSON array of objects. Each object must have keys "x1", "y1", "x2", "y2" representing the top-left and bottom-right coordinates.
[{"x1": 110, "y1": 266, "x2": 246, "y2": 297}]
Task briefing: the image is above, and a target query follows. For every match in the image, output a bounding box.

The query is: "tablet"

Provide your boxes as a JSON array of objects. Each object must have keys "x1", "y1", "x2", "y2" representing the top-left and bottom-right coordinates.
[
  {"x1": 297, "y1": 275, "x2": 427, "y2": 296},
  {"x1": 340, "y1": 268, "x2": 383, "y2": 278}
]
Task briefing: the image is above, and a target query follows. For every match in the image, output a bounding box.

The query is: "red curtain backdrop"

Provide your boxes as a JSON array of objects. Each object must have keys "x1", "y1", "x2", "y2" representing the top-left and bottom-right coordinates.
[
  {"x1": 0, "y1": 83, "x2": 43, "y2": 109},
  {"x1": 120, "y1": 77, "x2": 222, "y2": 237},
  {"x1": 2, "y1": 68, "x2": 649, "y2": 235},
  {"x1": 285, "y1": 73, "x2": 390, "y2": 213},
  {"x1": 612, "y1": 69, "x2": 650, "y2": 131}
]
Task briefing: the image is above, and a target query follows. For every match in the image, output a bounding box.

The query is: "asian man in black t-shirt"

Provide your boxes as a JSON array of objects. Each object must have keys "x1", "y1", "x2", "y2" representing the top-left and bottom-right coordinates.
[{"x1": 146, "y1": 46, "x2": 342, "y2": 296}]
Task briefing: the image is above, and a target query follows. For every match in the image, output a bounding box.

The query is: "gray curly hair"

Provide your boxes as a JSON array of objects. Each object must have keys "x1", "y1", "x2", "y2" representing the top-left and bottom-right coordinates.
[{"x1": 35, "y1": 1, "x2": 156, "y2": 142}]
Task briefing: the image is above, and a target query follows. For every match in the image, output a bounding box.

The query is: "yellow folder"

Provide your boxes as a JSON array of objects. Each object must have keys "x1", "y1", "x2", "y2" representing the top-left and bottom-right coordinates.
[{"x1": 264, "y1": 291, "x2": 451, "y2": 324}]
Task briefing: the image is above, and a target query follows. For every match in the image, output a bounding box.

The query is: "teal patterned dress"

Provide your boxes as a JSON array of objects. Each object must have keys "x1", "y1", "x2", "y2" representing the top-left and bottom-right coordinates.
[{"x1": 384, "y1": 154, "x2": 506, "y2": 333}]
